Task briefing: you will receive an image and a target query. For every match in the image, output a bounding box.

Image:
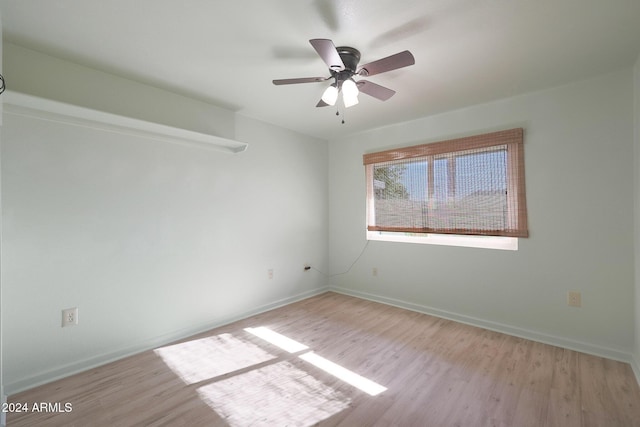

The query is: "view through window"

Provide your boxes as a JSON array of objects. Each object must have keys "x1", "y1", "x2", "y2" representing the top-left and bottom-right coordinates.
[{"x1": 364, "y1": 128, "x2": 528, "y2": 243}]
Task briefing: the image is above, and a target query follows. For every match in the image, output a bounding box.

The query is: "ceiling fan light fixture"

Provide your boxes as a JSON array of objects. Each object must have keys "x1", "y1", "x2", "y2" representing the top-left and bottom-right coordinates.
[
  {"x1": 342, "y1": 78, "x2": 358, "y2": 97},
  {"x1": 342, "y1": 78, "x2": 359, "y2": 108},
  {"x1": 321, "y1": 84, "x2": 339, "y2": 106},
  {"x1": 343, "y1": 93, "x2": 359, "y2": 108}
]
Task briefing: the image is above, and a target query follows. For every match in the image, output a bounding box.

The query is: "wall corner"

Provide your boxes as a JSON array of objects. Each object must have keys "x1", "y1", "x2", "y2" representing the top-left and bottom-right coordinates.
[{"x1": 633, "y1": 53, "x2": 640, "y2": 383}]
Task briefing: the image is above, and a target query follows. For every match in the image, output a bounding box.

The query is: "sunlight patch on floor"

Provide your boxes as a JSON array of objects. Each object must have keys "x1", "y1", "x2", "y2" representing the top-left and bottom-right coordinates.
[
  {"x1": 244, "y1": 326, "x2": 309, "y2": 353},
  {"x1": 299, "y1": 352, "x2": 388, "y2": 396},
  {"x1": 154, "y1": 333, "x2": 276, "y2": 384},
  {"x1": 156, "y1": 326, "x2": 385, "y2": 424},
  {"x1": 246, "y1": 326, "x2": 388, "y2": 396},
  {"x1": 197, "y1": 360, "x2": 350, "y2": 427}
]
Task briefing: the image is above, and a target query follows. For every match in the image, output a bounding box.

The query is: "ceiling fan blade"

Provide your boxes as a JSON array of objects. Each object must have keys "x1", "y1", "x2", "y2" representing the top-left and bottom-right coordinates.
[
  {"x1": 316, "y1": 99, "x2": 330, "y2": 107},
  {"x1": 357, "y1": 80, "x2": 396, "y2": 101},
  {"x1": 309, "y1": 39, "x2": 345, "y2": 71},
  {"x1": 357, "y1": 50, "x2": 415, "y2": 77},
  {"x1": 272, "y1": 77, "x2": 329, "y2": 85}
]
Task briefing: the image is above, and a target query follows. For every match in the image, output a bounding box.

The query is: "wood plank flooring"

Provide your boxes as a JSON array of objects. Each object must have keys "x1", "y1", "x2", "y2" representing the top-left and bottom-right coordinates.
[{"x1": 7, "y1": 292, "x2": 640, "y2": 426}]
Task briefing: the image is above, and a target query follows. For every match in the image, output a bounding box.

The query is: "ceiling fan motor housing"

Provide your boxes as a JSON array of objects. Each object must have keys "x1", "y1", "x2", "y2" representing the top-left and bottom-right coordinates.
[
  {"x1": 331, "y1": 46, "x2": 360, "y2": 88},
  {"x1": 336, "y1": 46, "x2": 361, "y2": 71}
]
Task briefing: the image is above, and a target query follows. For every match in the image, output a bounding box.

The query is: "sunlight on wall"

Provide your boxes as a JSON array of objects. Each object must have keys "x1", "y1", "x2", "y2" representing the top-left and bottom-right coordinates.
[
  {"x1": 197, "y1": 361, "x2": 350, "y2": 427},
  {"x1": 153, "y1": 333, "x2": 276, "y2": 384}
]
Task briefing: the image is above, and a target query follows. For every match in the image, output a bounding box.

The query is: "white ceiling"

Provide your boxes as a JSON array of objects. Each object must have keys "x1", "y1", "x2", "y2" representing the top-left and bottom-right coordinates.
[{"x1": 2, "y1": 0, "x2": 640, "y2": 140}]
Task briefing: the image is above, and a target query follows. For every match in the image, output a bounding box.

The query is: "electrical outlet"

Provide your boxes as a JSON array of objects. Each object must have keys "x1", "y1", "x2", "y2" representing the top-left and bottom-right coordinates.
[
  {"x1": 62, "y1": 307, "x2": 78, "y2": 327},
  {"x1": 567, "y1": 291, "x2": 581, "y2": 308}
]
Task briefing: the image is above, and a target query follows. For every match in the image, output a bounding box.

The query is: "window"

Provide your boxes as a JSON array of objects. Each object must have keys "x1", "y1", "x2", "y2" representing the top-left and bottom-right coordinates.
[{"x1": 364, "y1": 128, "x2": 528, "y2": 242}]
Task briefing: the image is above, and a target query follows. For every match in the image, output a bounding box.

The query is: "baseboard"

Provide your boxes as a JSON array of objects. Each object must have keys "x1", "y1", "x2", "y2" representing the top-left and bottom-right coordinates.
[
  {"x1": 631, "y1": 353, "x2": 640, "y2": 388},
  {"x1": 329, "y1": 286, "x2": 633, "y2": 364},
  {"x1": 5, "y1": 286, "x2": 330, "y2": 395},
  {"x1": 8, "y1": 285, "x2": 637, "y2": 395}
]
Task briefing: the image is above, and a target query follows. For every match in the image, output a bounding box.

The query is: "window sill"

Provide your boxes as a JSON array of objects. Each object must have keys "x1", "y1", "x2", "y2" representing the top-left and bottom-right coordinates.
[{"x1": 366, "y1": 231, "x2": 518, "y2": 251}]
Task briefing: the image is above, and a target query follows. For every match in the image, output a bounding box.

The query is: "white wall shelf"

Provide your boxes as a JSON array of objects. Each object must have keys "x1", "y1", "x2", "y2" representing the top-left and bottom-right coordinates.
[{"x1": 3, "y1": 91, "x2": 248, "y2": 154}]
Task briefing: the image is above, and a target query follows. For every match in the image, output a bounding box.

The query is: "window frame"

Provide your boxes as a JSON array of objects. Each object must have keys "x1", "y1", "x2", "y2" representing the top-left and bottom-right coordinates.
[{"x1": 363, "y1": 128, "x2": 528, "y2": 239}]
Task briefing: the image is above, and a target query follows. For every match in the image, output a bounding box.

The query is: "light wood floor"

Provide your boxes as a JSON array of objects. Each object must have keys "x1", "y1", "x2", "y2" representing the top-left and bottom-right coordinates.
[{"x1": 8, "y1": 292, "x2": 640, "y2": 426}]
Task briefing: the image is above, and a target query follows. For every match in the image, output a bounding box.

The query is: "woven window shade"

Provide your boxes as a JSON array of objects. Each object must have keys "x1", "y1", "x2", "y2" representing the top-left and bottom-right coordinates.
[{"x1": 364, "y1": 128, "x2": 528, "y2": 238}]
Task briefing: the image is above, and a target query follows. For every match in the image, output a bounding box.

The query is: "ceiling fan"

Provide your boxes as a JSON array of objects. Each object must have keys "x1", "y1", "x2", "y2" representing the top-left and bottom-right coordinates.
[{"x1": 273, "y1": 39, "x2": 415, "y2": 109}]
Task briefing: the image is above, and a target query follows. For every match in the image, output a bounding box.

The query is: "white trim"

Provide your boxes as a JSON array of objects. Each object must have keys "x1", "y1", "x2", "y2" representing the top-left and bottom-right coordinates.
[
  {"x1": 632, "y1": 353, "x2": 640, "y2": 388},
  {"x1": 367, "y1": 230, "x2": 518, "y2": 251},
  {"x1": 329, "y1": 286, "x2": 633, "y2": 363},
  {"x1": 3, "y1": 91, "x2": 248, "y2": 154},
  {"x1": 7, "y1": 285, "x2": 638, "y2": 394},
  {"x1": 4, "y1": 286, "x2": 329, "y2": 395}
]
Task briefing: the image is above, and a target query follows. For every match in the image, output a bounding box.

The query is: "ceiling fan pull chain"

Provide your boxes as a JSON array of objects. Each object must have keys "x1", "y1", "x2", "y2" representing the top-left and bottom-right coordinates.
[{"x1": 334, "y1": 104, "x2": 345, "y2": 124}]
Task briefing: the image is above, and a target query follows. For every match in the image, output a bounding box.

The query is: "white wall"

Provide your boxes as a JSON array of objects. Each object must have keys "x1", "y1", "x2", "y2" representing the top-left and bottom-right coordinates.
[
  {"x1": 634, "y1": 54, "x2": 640, "y2": 379},
  {"x1": 1, "y1": 45, "x2": 329, "y2": 393},
  {"x1": 0, "y1": 8, "x2": 5, "y2": 425},
  {"x1": 329, "y1": 68, "x2": 635, "y2": 360}
]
